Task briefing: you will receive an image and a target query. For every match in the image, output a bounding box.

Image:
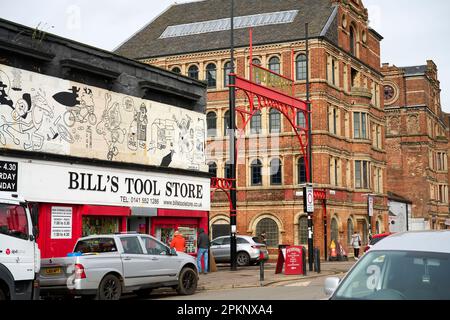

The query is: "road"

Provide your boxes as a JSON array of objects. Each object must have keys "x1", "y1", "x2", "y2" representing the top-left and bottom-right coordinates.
[{"x1": 140, "y1": 273, "x2": 340, "y2": 300}]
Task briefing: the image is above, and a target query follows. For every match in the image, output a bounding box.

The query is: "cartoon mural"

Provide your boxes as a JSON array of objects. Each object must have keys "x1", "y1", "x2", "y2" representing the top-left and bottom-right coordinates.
[{"x1": 0, "y1": 63, "x2": 207, "y2": 172}]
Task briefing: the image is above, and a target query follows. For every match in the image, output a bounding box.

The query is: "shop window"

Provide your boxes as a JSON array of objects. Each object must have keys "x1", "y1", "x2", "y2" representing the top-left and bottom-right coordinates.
[
  {"x1": 188, "y1": 65, "x2": 199, "y2": 80},
  {"x1": 206, "y1": 63, "x2": 217, "y2": 88},
  {"x1": 296, "y1": 54, "x2": 307, "y2": 81},
  {"x1": 207, "y1": 112, "x2": 217, "y2": 137},
  {"x1": 297, "y1": 157, "x2": 307, "y2": 184},
  {"x1": 250, "y1": 110, "x2": 262, "y2": 134},
  {"x1": 251, "y1": 159, "x2": 263, "y2": 186},
  {"x1": 298, "y1": 216, "x2": 308, "y2": 244},
  {"x1": 270, "y1": 158, "x2": 282, "y2": 185},
  {"x1": 268, "y1": 56, "x2": 281, "y2": 74},
  {"x1": 269, "y1": 108, "x2": 281, "y2": 133},
  {"x1": 120, "y1": 236, "x2": 144, "y2": 255},
  {"x1": 256, "y1": 218, "x2": 279, "y2": 247},
  {"x1": 82, "y1": 216, "x2": 119, "y2": 237}
]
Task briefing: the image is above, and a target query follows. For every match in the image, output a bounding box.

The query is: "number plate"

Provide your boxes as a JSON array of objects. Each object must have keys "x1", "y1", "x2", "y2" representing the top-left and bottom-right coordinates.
[{"x1": 44, "y1": 267, "x2": 62, "y2": 275}]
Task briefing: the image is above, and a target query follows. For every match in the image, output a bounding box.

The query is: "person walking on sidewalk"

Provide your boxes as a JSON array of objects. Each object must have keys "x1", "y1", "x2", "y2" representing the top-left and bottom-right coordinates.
[
  {"x1": 197, "y1": 228, "x2": 210, "y2": 274},
  {"x1": 170, "y1": 230, "x2": 186, "y2": 253},
  {"x1": 351, "y1": 231, "x2": 362, "y2": 260}
]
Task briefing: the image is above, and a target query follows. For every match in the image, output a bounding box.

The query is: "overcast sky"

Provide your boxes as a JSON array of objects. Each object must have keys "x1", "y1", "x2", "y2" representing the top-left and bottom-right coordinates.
[{"x1": 1, "y1": 0, "x2": 449, "y2": 112}]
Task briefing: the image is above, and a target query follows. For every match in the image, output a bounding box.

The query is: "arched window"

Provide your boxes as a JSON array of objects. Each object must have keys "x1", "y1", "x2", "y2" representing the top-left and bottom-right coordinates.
[
  {"x1": 298, "y1": 216, "x2": 308, "y2": 244},
  {"x1": 268, "y1": 56, "x2": 280, "y2": 74},
  {"x1": 256, "y1": 218, "x2": 279, "y2": 247},
  {"x1": 250, "y1": 110, "x2": 262, "y2": 134},
  {"x1": 251, "y1": 159, "x2": 263, "y2": 186},
  {"x1": 350, "y1": 26, "x2": 356, "y2": 56},
  {"x1": 297, "y1": 158, "x2": 307, "y2": 184},
  {"x1": 296, "y1": 54, "x2": 307, "y2": 81},
  {"x1": 224, "y1": 61, "x2": 233, "y2": 87},
  {"x1": 208, "y1": 162, "x2": 217, "y2": 177},
  {"x1": 270, "y1": 158, "x2": 282, "y2": 185},
  {"x1": 252, "y1": 58, "x2": 262, "y2": 84},
  {"x1": 207, "y1": 112, "x2": 217, "y2": 137},
  {"x1": 347, "y1": 218, "x2": 354, "y2": 246},
  {"x1": 224, "y1": 161, "x2": 232, "y2": 179},
  {"x1": 188, "y1": 65, "x2": 199, "y2": 80},
  {"x1": 205, "y1": 63, "x2": 217, "y2": 88},
  {"x1": 331, "y1": 217, "x2": 339, "y2": 244},
  {"x1": 269, "y1": 108, "x2": 281, "y2": 133},
  {"x1": 361, "y1": 220, "x2": 368, "y2": 245},
  {"x1": 223, "y1": 110, "x2": 231, "y2": 136},
  {"x1": 171, "y1": 67, "x2": 181, "y2": 74},
  {"x1": 376, "y1": 220, "x2": 381, "y2": 234}
]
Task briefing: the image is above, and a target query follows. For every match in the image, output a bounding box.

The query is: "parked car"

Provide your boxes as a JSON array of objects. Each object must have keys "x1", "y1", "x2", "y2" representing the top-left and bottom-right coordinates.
[
  {"x1": 39, "y1": 233, "x2": 199, "y2": 300},
  {"x1": 210, "y1": 235, "x2": 269, "y2": 266},
  {"x1": 363, "y1": 232, "x2": 392, "y2": 253},
  {"x1": 324, "y1": 231, "x2": 450, "y2": 300}
]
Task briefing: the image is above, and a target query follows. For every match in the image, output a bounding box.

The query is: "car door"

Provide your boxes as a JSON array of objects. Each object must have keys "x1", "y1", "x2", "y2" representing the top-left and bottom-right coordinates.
[
  {"x1": 118, "y1": 236, "x2": 148, "y2": 287},
  {"x1": 219, "y1": 237, "x2": 231, "y2": 262},
  {"x1": 140, "y1": 236, "x2": 179, "y2": 283},
  {"x1": 210, "y1": 237, "x2": 225, "y2": 261}
]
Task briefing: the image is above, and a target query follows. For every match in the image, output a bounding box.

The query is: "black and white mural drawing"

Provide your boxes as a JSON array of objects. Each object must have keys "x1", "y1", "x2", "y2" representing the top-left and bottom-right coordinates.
[{"x1": 0, "y1": 64, "x2": 207, "y2": 172}]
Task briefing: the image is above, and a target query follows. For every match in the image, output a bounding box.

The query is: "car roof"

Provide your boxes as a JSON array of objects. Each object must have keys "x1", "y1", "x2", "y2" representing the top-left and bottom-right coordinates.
[
  {"x1": 78, "y1": 233, "x2": 150, "y2": 240},
  {"x1": 372, "y1": 231, "x2": 450, "y2": 254},
  {"x1": 212, "y1": 235, "x2": 256, "y2": 241}
]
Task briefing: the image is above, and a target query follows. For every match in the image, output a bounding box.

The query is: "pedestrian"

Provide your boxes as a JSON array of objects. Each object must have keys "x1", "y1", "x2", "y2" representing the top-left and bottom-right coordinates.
[
  {"x1": 197, "y1": 228, "x2": 210, "y2": 274},
  {"x1": 351, "y1": 231, "x2": 362, "y2": 260},
  {"x1": 259, "y1": 231, "x2": 267, "y2": 245},
  {"x1": 170, "y1": 230, "x2": 186, "y2": 253}
]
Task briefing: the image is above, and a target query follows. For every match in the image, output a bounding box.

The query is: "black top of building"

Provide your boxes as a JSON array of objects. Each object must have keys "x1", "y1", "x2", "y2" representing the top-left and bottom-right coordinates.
[
  {"x1": 402, "y1": 65, "x2": 427, "y2": 76},
  {"x1": 115, "y1": 0, "x2": 339, "y2": 59}
]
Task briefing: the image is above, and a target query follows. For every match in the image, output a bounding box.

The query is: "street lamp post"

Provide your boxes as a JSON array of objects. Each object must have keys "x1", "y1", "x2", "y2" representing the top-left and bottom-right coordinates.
[{"x1": 229, "y1": 0, "x2": 237, "y2": 271}]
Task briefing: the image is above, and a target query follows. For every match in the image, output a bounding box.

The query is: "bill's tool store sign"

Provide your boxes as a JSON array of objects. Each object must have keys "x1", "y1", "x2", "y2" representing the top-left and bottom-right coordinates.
[{"x1": 0, "y1": 160, "x2": 18, "y2": 192}]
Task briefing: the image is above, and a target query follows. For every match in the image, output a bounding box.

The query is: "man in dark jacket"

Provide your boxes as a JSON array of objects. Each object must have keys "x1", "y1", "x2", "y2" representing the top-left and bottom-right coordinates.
[{"x1": 197, "y1": 228, "x2": 210, "y2": 274}]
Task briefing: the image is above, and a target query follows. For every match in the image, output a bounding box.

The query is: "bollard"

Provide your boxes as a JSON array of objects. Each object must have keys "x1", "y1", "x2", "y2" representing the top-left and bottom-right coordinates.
[
  {"x1": 313, "y1": 248, "x2": 321, "y2": 273},
  {"x1": 259, "y1": 251, "x2": 265, "y2": 286}
]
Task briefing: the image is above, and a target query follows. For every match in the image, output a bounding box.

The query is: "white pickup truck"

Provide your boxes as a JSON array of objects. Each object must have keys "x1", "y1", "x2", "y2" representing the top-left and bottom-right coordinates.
[{"x1": 39, "y1": 233, "x2": 199, "y2": 300}]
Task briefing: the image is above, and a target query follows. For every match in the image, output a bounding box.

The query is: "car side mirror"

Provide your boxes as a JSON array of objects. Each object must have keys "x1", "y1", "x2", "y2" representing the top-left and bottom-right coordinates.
[
  {"x1": 170, "y1": 248, "x2": 177, "y2": 256},
  {"x1": 324, "y1": 277, "x2": 341, "y2": 297}
]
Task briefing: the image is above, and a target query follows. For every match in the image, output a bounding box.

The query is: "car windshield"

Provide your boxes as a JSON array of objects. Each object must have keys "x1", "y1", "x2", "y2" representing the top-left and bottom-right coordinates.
[
  {"x1": 0, "y1": 203, "x2": 29, "y2": 240},
  {"x1": 333, "y1": 250, "x2": 450, "y2": 300}
]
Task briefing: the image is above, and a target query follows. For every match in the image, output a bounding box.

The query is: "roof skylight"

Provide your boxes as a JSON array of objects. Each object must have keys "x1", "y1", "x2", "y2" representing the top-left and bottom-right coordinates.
[{"x1": 160, "y1": 10, "x2": 299, "y2": 39}]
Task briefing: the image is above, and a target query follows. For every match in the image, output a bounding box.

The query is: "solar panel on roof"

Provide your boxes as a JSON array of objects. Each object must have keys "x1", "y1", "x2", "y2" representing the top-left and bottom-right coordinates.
[{"x1": 159, "y1": 10, "x2": 299, "y2": 39}]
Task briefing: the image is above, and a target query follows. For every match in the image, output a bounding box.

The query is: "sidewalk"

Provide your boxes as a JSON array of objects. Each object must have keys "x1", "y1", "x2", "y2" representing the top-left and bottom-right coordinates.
[{"x1": 197, "y1": 260, "x2": 356, "y2": 291}]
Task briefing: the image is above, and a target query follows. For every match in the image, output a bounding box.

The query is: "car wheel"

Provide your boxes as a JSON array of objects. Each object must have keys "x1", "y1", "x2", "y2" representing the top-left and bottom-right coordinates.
[
  {"x1": 237, "y1": 252, "x2": 250, "y2": 266},
  {"x1": 135, "y1": 288, "x2": 153, "y2": 298},
  {"x1": 0, "y1": 287, "x2": 7, "y2": 300},
  {"x1": 176, "y1": 267, "x2": 198, "y2": 295},
  {"x1": 96, "y1": 274, "x2": 122, "y2": 300}
]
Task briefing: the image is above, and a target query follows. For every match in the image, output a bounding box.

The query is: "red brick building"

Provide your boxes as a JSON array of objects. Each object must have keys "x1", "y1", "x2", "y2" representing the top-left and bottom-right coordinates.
[
  {"x1": 116, "y1": 0, "x2": 389, "y2": 258},
  {"x1": 382, "y1": 61, "x2": 450, "y2": 230}
]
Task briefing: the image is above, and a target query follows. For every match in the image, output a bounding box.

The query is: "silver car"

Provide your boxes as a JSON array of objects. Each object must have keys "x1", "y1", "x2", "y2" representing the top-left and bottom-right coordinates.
[
  {"x1": 324, "y1": 231, "x2": 450, "y2": 300},
  {"x1": 210, "y1": 235, "x2": 269, "y2": 266},
  {"x1": 40, "y1": 233, "x2": 199, "y2": 300}
]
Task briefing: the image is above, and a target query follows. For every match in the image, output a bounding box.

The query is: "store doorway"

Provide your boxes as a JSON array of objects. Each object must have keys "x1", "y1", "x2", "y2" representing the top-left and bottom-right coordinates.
[{"x1": 127, "y1": 217, "x2": 150, "y2": 234}]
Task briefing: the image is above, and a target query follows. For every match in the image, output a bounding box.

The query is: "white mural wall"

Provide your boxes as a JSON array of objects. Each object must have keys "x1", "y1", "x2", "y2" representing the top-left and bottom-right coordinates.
[{"x1": 0, "y1": 63, "x2": 207, "y2": 172}]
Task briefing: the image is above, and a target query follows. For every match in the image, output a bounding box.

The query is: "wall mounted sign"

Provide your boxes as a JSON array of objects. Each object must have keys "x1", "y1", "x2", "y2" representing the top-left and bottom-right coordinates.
[
  {"x1": 51, "y1": 206, "x2": 73, "y2": 239},
  {"x1": 0, "y1": 64, "x2": 207, "y2": 172},
  {"x1": 16, "y1": 160, "x2": 210, "y2": 211},
  {"x1": 0, "y1": 160, "x2": 18, "y2": 192}
]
